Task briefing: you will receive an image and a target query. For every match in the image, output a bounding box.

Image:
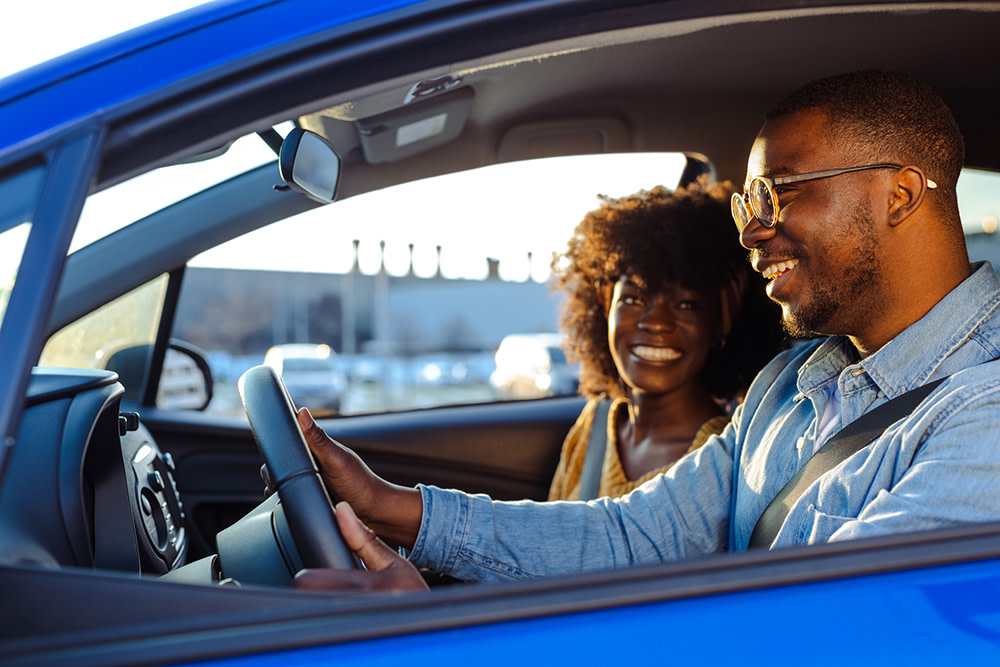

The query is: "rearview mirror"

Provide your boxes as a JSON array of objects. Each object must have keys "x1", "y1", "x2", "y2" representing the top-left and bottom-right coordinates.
[{"x1": 278, "y1": 128, "x2": 341, "y2": 204}]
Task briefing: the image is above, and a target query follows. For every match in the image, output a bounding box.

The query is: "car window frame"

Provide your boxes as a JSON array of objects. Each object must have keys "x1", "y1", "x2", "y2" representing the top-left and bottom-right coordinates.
[
  {"x1": 5, "y1": 519, "x2": 1000, "y2": 665},
  {"x1": 0, "y1": 126, "x2": 103, "y2": 480}
]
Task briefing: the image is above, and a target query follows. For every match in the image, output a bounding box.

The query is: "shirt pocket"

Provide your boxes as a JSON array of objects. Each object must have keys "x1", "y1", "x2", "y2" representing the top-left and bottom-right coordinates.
[{"x1": 793, "y1": 504, "x2": 854, "y2": 545}]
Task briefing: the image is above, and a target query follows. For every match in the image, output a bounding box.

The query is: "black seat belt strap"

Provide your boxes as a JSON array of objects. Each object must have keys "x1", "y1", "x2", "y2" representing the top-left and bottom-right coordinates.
[
  {"x1": 578, "y1": 398, "x2": 611, "y2": 501},
  {"x1": 747, "y1": 377, "x2": 945, "y2": 549}
]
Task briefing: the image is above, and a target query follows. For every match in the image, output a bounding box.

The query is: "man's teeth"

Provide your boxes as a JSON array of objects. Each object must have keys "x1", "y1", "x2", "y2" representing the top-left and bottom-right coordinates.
[
  {"x1": 633, "y1": 345, "x2": 681, "y2": 361},
  {"x1": 762, "y1": 259, "x2": 799, "y2": 280}
]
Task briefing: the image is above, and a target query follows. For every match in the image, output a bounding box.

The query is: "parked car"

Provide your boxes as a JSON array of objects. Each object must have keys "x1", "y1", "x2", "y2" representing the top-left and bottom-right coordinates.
[
  {"x1": 264, "y1": 343, "x2": 347, "y2": 414},
  {"x1": 2, "y1": 1, "x2": 1000, "y2": 666},
  {"x1": 491, "y1": 333, "x2": 579, "y2": 399}
]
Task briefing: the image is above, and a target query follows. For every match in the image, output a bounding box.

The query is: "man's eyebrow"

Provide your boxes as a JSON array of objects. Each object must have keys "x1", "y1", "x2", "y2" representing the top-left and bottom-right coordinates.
[{"x1": 749, "y1": 164, "x2": 795, "y2": 180}]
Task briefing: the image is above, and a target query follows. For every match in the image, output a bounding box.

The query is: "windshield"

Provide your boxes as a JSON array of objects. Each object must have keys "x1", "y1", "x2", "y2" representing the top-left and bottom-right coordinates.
[{"x1": 70, "y1": 130, "x2": 283, "y2": 253}]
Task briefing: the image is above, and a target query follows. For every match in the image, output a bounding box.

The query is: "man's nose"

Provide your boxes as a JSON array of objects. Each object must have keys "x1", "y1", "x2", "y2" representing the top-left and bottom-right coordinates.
[{"x1": 739, "y1": 213, "x2": 777, "y2": 250}]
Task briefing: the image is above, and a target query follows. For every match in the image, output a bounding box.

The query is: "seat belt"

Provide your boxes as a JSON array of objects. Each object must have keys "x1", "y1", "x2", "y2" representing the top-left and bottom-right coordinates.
[
  {"x1": 578, "y1": 398, "x2": 611, "y2": 501},
  {"x1": 747, "y1": 377, "x2": 945, "y2": 549}
]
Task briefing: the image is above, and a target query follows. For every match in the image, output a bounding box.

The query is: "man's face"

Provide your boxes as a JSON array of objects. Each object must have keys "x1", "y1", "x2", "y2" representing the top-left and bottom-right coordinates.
[
  {"x1": 739, "y1": 109, "x2": 888, "y2": 339},
  {"x1": 607, "y1": 275, "x2": 719, "y2": 397}
]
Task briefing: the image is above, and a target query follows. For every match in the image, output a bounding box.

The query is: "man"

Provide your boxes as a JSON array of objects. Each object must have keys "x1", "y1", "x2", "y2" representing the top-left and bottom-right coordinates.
[{"x1": 293, "y1": 70, "x2": 1000, "y2": 592}]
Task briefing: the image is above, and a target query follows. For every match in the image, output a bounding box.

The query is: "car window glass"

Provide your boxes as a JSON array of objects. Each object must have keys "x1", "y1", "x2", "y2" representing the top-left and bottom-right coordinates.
[
  {"x1": 174, "y1": 152, "x2": 687, "y2": 416},
  {"x1": 960, "y1": 167, "x2": 1000, "y2": 271},
  {"x1": 0, "y1": 166, "x2": 43, "y2": 333},
  {"x1": 0, "y1": 222, "x2": 31, "y2": 328},
  {"x1": 39, "y1": 275, "x2": 169, "y2": 374}
]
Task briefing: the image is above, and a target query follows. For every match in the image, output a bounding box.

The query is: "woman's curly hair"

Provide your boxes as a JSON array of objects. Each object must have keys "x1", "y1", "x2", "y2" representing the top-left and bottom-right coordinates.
[{"x1": 550, "y1": 180, "x2": 784, "y2": 401}]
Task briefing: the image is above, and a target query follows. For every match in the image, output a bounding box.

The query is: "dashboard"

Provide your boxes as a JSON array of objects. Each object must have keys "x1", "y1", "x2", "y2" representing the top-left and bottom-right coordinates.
[{"x1": 0, "y1": 368, "x2": 187, "y2": 575}]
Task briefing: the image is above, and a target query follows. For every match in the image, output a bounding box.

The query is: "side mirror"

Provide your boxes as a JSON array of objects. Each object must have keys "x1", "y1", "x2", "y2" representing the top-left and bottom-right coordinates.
[
  {"x1": 278, "y1": 128, "x2": 341, "y2": 204},
  {"x1": 157, "y1": 341, "x2": 214, "y2": 411},
  {"x1": 103, "y1": 339, "x2": 214, "y2": 411}
]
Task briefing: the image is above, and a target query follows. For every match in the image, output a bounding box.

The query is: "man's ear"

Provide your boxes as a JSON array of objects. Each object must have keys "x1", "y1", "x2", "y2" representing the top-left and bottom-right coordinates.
[{"x1": 887, "y1": 166, "x2": 933, "y2": 227}]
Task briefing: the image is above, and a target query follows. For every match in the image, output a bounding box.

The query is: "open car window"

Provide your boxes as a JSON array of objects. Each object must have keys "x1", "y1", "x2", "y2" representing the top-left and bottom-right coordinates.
[{"x1": 174, "y1": 152, "x2": 688, "y2": 416}]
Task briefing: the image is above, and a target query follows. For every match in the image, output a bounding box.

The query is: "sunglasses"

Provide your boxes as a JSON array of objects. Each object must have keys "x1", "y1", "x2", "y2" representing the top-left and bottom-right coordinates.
[{"x1": 731, "y1": 164, "x2": 937, "y2": 232}]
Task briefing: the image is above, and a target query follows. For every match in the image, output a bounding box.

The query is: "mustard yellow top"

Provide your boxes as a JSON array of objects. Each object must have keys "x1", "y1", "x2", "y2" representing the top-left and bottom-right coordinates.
[{"x1": 548, "y1": 396, "x2": 729, "y2": 501}]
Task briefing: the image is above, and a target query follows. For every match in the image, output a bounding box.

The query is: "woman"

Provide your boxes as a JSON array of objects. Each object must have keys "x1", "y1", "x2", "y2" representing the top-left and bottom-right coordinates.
[{"x1": 548, "y1": 180, "x2": 783, "y2": 500}]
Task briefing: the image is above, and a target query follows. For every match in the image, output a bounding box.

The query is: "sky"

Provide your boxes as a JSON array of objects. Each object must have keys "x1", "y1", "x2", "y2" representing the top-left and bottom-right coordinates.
[{"x1": 0, "y1": 1, "x2": 213, "y2": 290}]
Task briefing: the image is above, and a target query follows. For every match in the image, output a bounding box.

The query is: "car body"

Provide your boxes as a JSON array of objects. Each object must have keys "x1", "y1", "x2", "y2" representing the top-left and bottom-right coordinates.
[
  {"x1": 264, "y1": 343, "x2": 347, "y2": 414},
  {"x1": 491, "y1": 333, "x2": 579, "y2": 399},
  {"x1": 2, "y1": 1, "x2": 1000, "y2": 665}
]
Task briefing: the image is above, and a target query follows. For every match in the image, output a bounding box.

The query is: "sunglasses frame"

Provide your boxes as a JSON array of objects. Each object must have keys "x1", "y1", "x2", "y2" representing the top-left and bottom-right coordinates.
[{"x1": 731, "y1": 163, "x2": 938, "y2": 232}]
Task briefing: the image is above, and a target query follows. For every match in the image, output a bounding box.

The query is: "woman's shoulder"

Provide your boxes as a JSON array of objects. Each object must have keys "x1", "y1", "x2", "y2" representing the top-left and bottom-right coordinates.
[{"x1": 690, "y1": 413, "x2": 730, "y2": 452}]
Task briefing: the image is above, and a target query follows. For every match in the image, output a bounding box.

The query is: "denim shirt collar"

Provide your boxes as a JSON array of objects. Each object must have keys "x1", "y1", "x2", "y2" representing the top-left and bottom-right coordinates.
[{"x1": 795, "y1": 262, "x2": 1000, "y2": 404}]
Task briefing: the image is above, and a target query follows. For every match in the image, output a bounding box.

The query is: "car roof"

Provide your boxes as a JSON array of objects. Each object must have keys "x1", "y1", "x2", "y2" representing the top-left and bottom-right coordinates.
[{"x1": 0, "y1": 0, "x2": 424, "y2": 166}]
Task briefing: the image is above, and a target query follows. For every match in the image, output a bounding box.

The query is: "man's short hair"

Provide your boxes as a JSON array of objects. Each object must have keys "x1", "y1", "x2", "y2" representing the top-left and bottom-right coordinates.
[{"x1": 768, "y1": 70, "x2": 964, "y2": 210}]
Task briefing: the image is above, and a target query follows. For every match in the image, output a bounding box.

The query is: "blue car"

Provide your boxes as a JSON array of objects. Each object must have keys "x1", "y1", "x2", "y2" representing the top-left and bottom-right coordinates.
[{"x1": 3, "y1": 1, "x2": 1000, "y2": 665}]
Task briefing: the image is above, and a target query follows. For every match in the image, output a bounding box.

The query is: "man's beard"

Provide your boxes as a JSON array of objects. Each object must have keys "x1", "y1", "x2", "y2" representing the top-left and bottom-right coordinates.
[{"x1": 780, "y1": 200, "x2": 885, "y2": 339}]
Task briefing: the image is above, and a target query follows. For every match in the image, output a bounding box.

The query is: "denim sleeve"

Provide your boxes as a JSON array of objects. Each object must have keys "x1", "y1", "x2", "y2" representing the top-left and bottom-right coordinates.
[{"x1": 408, "y1": 426, "x2": 736, "y2": 582}]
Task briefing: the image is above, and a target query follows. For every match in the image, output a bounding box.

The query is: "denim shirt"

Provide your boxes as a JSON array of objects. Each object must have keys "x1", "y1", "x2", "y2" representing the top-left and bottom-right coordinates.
[{"x1": 409, "y1": 262, "x2": 1000, "y2": 582}]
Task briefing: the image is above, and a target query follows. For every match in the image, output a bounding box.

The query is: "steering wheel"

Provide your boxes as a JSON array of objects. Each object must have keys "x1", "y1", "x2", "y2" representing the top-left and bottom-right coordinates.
[{"x1": 238, "y1": 364, "x2": 356, "y2": 570}]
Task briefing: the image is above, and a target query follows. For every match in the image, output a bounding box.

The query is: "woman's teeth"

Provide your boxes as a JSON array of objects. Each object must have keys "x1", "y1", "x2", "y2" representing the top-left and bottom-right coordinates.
[{"x1": 633, "y1": 345, "x2": 681, "y2": 361}]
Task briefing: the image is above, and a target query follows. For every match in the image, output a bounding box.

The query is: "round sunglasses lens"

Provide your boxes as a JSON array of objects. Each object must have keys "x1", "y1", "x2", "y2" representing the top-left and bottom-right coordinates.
[{"x1": 749, "y1": 179, "x2": 775, "y2": 225}]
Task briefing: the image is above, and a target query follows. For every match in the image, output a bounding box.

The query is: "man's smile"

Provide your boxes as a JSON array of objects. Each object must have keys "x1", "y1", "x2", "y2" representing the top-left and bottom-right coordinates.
[{"x1": 761, "y1": 259, "x2": 800, "y2": 280}]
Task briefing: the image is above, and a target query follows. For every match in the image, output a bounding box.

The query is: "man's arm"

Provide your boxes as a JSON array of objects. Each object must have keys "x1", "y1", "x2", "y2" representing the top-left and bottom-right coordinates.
[
  {"x1": 409, "y1": 432, "x2": 737, "y2": 582},
  {"x1": 298, "y1": 406, "x2": 737, "y2": 585}
]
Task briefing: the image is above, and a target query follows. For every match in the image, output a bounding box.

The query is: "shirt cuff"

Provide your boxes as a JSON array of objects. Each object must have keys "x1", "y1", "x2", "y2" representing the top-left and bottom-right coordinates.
[{"x1": 408, "y1": 484, "x2": 469, "y2": 574}]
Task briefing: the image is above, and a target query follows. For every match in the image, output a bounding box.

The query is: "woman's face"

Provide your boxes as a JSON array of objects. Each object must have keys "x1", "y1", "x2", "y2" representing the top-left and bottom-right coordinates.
[{"x1": 607, "y1": 275, "x2": 721, "y2": 397}]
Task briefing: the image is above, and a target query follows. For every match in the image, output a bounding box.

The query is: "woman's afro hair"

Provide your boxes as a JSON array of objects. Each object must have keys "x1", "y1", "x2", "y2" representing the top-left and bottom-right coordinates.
[{"x1": 550, "y1": 179, "x2": 784, "y2": 400}]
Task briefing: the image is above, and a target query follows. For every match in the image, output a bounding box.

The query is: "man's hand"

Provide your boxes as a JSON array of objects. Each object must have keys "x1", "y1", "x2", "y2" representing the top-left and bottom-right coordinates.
[
  {"x1": 297, "y1": 407, "x2": 423, "y2": 548},
  {"x1": 294, "y1": 502, "x2": 429, "y2": 593}
]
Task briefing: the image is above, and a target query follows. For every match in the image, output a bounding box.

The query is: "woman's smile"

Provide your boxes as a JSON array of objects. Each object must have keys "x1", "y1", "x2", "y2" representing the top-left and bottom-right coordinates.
[{"x1": 630, "y1": 344, "x2": 682, "y2": 363}]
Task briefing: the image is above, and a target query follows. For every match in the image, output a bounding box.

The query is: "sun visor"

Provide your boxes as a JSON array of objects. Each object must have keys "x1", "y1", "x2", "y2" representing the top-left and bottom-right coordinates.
[{"x1": 355, "y1": 87, "x2": 474, "y2": 164}]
